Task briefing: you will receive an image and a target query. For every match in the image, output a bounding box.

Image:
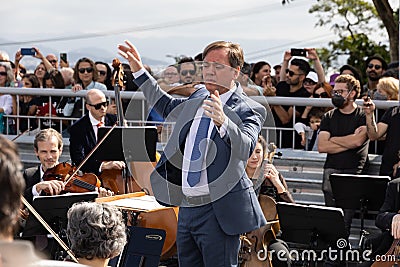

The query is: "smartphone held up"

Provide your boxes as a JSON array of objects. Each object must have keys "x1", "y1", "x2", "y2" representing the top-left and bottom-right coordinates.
[
  {"x1": 21, "y1": 48, "x2": 36, "y2": 56},
  {"x1": 291, "y1": 48, "x2": 307, "y2": 57}
]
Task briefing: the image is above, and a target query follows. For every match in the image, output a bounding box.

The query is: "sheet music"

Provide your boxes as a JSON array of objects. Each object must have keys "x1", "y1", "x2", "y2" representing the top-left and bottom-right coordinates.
[{"x1": 104, "y1": 195, "x2": 166, "y2": 211}]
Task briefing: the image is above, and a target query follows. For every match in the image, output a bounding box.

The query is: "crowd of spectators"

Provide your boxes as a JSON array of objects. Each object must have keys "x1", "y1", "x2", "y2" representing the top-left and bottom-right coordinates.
[{"x1": 0, "y1": 46, "x2": 398, "y2": 154}]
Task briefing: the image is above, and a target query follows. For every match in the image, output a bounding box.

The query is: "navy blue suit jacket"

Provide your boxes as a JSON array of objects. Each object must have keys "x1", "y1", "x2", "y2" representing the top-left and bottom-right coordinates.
[
  {"x1": 136, "y1": 72, "x2": 267, "y2": 235},
  {"x1": 69, "y1": 113, "x2": 117, "y2": 175}
]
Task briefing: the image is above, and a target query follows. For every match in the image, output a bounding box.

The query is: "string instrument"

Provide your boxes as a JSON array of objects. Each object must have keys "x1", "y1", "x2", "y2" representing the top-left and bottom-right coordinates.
[
  {"x1": 21, "y1": 196, "x2": 79, "y2": 263},
  {"x1": 43, "y1": 162, "x2": 101, "y2": 193},
  {"x1": 99, "y1": 60, "x2": 179, "y2": 260},
  {"x1": 100, "y1": 58, "x2": 139, "y2": 194},
  {"x1": 371, "y1": 238, "x2": 400, "y2": 267},
  {"x1": 239, "y1": 142, "x2": 281, "y2": 267}
]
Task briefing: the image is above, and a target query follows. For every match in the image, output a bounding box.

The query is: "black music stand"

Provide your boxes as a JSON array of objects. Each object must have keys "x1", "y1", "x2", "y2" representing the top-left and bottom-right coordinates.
[
  {"x1": 330, "y1": 173, "x2": 390, "y2": 239},
  {"x1": 96, "y1": 126, "x2": 157, "y2": 162},
  {"x1": 22, "y1": 192, "x2": 98, "y2": 237},
  {"x1": 277, "y1": 202, "x2": 347, "y2": 251},
  {"x1": 109, "y1": 226, "x2": 166, "y2": 267}
]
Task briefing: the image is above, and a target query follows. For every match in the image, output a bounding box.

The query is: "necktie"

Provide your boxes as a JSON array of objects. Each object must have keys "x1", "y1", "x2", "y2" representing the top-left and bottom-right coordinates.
[
  {"x1": 96, "y1": 121, "x2": 104, "y2": 128},
  {"x1": 187, "y1": 115, "x2": 211, "y2": 187}
]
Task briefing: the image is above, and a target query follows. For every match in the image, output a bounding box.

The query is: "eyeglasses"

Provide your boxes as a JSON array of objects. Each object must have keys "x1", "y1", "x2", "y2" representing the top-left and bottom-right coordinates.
[
  {"x1": 0, "y1": 71, "x2": 7, "y2": 76},
  {"x1": 367, "y1": 63, "x2": 382, "y2": 70},
  {"x1": 304, "y1": 80, "x2": 317, "y2": 86},
  {"x1": 164, "y1": 72, "x2": 178, "y2": 76},
  {"x1": 78, "y1": 67, "x2": 94, "y2": 74},
  {"x1": 181, "y1": 70, "x2": 196, "y2": 76},
  {"x1": 313, "y1": 92, "x2": 329, "y2": 98},
  {"x1": 87, "y1": 101, "x2": 108, "y2": 110},
  {"x1": 286, "y1": 69, "x2": 303, "y2": 77},
  {"x1": 332, "y1": 89, "x2": 349, "y2": 95},
  {"x1": 48, "y1": 60, "x2": 57, "y2": 64},
  {"x1": 98, "y1": 70, "x2": 107, "y2": 76}
]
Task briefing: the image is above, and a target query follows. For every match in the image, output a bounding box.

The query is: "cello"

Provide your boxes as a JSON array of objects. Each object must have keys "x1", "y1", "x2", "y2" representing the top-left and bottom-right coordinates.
[{"x1": 239, "y1": 143, "x2": 282, "y2": 267}]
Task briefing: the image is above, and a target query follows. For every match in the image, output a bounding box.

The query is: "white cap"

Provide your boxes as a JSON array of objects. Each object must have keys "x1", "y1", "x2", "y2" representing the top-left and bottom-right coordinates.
[{"x1": 305, "y1": 71, "x2": 318, "y2": 83}]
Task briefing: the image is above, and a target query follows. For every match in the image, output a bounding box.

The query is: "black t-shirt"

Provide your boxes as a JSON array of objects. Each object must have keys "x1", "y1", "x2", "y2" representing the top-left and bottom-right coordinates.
[
  {"x1": 273, "y1": 81, "x2": 310, "y2": 127},
  {"x1": 379, "y1": 106, "x2": 400, "y2": 177},
  {"x1": 319, "y1": 106, "x2": 369, "y2": 170}
]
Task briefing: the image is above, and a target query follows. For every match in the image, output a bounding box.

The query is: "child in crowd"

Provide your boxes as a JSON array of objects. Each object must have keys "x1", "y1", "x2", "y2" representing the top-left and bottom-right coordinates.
[{"x1": 294, "y1": 107, "x2": 325, "y2": 151}]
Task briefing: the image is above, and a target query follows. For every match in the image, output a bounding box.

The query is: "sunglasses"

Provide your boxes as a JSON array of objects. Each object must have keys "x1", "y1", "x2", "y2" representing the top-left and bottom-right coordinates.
[
  {"x1": 78, "y1": 67, "x2": 94, "y2": 74},
  {"x1": 367, "y1": 63, "x2": 382, "y2": 70},
  {"x1": 181, "y1": 70, "x2": 196, "y2": 76},
  {"x1": 0, "y1": 71, "x2": 7, "y2": 76},
  {"x1": 48, "y1": 60, "x2": 57, "y2": 64},
  {"x1": 285, "y1": 69, "x2": 303, "y2": 77},
  {"x1": 98, "y1": 70, "x2": 107, "y2": 76},
  {"x1": 87, "y1": 101, "x2": 108, "y2": 110},
  {"x1": 313, "y1": 92, "x2": 329, "y2": 98}
]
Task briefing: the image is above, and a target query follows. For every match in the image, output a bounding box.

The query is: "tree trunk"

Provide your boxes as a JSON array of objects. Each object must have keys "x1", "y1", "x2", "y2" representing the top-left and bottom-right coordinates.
[{"x1": 372, "y1": 0, "x2": 399, "y2": 62}]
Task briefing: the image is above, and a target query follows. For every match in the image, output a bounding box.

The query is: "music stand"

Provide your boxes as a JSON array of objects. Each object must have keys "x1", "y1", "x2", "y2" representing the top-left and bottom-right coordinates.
[
  {"x1": 96, "y1": 126, "x2": 157, "y2": 162},
  {"x1": 277, "y1": 202, "x2": 347, "y2": 251},
  {"x1": 110, "y1": 226, "x2": 166, "y2": 267},
  {"x1": 22, "y1": 192, "x2": 98, "y2": 237},
  {"x1": 330, "y1": 173, "x2": 390, "y2": 238}
]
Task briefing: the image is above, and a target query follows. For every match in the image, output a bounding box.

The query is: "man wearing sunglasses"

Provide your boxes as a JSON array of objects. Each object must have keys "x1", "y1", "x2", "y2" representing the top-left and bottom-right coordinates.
[
  {"x1": 69, "y1": 89, "x2": 125, "y2": 176},
  {"x1": 273, "y1": 50, "x2": 313, "y2": 148},
  {"x1": 177, "y1": 57, "x2": 197, "y2": 84},
  {"x1": 362, "y1": 55, "x2": 387, "y2": 98}
]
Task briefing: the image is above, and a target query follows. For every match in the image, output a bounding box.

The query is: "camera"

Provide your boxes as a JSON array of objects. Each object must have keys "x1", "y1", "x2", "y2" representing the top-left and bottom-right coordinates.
[
  {"x1": 291, "y1": 48, "x2": 307, "y2": 57},
  {"x1": 21, "y1": 48, "x2": 36, "y2": 56},
  {"x1": 60, "y1": 53, "x2": 67, "y2": 63}
]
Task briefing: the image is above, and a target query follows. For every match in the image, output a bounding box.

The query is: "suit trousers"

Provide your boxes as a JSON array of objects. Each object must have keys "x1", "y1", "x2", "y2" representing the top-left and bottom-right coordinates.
[{"x1": 177, "y1": 203, "x2": 240, "y2": 267}]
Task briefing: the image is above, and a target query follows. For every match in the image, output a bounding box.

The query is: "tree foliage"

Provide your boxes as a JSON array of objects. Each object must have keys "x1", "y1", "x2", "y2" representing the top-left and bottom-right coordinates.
[{"x1": 307, "y1": 0, "x2": 397, "y2": 73}]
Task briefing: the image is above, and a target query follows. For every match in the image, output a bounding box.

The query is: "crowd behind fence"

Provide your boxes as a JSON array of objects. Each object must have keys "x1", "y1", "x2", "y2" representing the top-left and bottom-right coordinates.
[{"x1": 0, "y1": 87, "x2": 398, "y2": 152}]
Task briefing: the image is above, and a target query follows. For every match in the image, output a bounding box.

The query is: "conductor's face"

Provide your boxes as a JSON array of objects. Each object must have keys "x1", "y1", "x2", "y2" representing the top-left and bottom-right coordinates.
[
  {"x1": 203, "y1": 48, "x2": 239, "y2": 95},
  {"x1": 35, "y1": 136, "x2": 62, "y2": 172}
]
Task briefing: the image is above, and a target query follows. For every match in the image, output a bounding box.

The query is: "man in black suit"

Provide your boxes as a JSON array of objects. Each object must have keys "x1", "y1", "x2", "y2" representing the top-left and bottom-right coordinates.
[
  {"x1": 23, "y1": 128, "x2": 66, "y2": 203},
  {"x1": 24, "y1": 127, "x2": 113, "y2": 204},
  {"x1": 69, "y1": 89, "x2": 125, "y2": 175}
]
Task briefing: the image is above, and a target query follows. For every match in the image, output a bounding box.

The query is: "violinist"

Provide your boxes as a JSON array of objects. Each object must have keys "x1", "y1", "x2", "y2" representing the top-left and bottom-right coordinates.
[
  {"x1": 0, "y1": 136, "x2": 85, "y2": 267},
  {"x1": 69, "y1": 89, "x2": 125, "y2": 175},
  {"x1": 23, "y1": 128, "x2": 112, "y2": 204},
  {"x1": 245, "y1": 135, "x2": 294, "y2": 267}
]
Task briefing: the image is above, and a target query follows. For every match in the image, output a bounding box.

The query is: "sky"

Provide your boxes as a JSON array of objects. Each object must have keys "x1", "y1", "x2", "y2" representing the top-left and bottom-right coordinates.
[{"x1": 0, "y1": 0, "x2": 396, "y2": 72}]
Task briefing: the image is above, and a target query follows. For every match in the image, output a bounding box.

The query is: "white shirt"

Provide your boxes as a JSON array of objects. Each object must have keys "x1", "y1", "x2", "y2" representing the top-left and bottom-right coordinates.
[
  {"x1": 182, "y1": 89, "x2": 232, "y2": 196},
  {"x1": 89, "y1": 112, "x2": 104, "y2": 140},
  {"x1": 32, "y1": 165, "x2": 46, "y2": 197}
]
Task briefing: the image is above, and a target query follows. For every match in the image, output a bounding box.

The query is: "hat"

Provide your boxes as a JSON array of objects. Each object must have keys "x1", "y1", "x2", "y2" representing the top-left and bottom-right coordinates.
[
  {"x1": 329, "y1": 73, "x2": 340, "y2": 86},
  {"x1": 305, "y1": 71, "x2": 318, "y2": 83},
  {"x1": 366, "y1": 54, "x2": 388, "y2": 70},
  {"x1": 273, "y1": 64, "x2": 281, "y2": 70}
]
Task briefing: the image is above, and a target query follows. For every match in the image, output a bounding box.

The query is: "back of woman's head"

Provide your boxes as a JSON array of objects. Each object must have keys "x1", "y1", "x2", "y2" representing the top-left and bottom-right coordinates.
[{"x1": 67, "y1": 202, "x2": 127, "y2": 260}]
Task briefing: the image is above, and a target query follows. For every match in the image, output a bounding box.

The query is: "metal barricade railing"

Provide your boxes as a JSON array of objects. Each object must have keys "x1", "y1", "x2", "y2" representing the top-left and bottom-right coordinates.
[{"x1": 1, "y1": 87, "x2": 398, "y2": 150}]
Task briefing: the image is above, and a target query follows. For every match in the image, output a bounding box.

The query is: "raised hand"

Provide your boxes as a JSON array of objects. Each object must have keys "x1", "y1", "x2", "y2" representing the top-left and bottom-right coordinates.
[{"x1": 117, "y1": 40, "x2": 144, "y2": 73}]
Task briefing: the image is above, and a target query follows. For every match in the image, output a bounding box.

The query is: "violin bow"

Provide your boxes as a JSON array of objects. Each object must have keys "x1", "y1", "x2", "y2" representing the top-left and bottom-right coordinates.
[
  {"x1": 11, "y1": 127, "x2": 31, "y2": 142},
  {"x1": 63, "y1": 123, "x2": 118, "y2": 186},
  {"x1": 21, "y1": 196, "x2": 79, "y2": 263}
]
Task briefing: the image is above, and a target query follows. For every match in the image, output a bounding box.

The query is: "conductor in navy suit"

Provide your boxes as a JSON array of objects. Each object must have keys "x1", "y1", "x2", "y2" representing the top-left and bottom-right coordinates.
[{"x1": 119, "y1": 40, "x2": 267, "y2": 267}]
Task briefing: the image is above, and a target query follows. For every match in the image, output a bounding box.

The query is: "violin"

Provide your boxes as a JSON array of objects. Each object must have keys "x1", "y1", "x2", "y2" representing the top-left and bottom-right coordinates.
[{"x1": 43, "y1": 162, "x2": 101, "y2": 193}]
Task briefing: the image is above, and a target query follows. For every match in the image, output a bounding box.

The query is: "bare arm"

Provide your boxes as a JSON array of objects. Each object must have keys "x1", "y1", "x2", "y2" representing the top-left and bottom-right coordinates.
[
  {"x1": 317, "y1": 131, "x2": 348, "y2": 154},
  {"x1": 272, "y1": 105, "x2": 291, "y2": 125},
  {"x1": 306, "y1": 48, "x2": 325, "y2": 83},
  {"x1": 279, "y1": 51, "x2": 291, "y2": 82},
  {"x1": 330, "y1": 126, "x2": 368, "y2": 149}
]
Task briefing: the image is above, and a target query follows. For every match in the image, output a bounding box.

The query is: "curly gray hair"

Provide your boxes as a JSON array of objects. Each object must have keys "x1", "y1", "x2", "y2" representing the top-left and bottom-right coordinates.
[{"x1": 67, "y1": 202, "x2": 127, "y2": 260}]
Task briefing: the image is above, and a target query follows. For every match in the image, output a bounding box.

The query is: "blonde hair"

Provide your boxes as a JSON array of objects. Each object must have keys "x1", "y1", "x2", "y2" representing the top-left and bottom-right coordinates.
[
  {"x1": 377, "y1": 77, "x2": 399, "y2": 100},
  {"x1": 335, "y1": 74, "x2": 361, "y2": 99}
]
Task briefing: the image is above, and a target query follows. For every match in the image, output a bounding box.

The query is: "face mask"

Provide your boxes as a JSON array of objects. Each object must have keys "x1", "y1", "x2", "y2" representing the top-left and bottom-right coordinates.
[
  {"x1": 373, "y1": 91, "x2": 388, "y2": 100},
  {"x1": 331, "y1": 94, "x2": 346, "y2": 108},
  {"x1": 331, "y1": 90, "x2": 352, "y2": 108}
]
